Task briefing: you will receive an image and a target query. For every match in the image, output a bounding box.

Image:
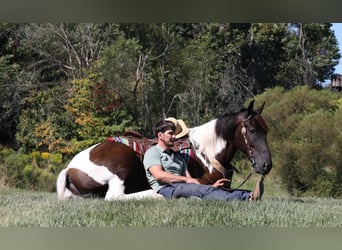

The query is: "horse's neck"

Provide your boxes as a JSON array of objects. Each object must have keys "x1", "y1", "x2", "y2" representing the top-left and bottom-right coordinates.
[
  {"x1": 189, "y1": 119, "x2": 219, "y2": 171},
  {"x1": 189, "y1": 119, "x2": 218, "y2": 156},
  {"x1": 189, "y1": 119, "x2": 237, "y2": 174}
]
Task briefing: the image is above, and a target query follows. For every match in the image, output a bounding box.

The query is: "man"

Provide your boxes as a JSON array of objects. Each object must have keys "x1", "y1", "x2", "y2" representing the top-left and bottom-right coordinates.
[{"x1": 143, "y1": 118, "x2": 263, "y2": 201}]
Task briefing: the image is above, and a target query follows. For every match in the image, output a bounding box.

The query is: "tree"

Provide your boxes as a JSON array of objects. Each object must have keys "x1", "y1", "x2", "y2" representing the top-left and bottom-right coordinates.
[
  {"x1": 16, "y1": 83, "x2": 74, "y2": 153},
  {"x1": 63, "y1": 78, "x2": 137, "y2": 156},
  {"x1": 11, "y1": 23, "x2": 124, "y2": 152},
  {"x1": 0, "y1": 23, "x2": 27, "y2": 149},
  {"x1": 278, "y1": 23, "x2": 339, "y2": 88},
  {"x1": 99, "y1": 24, "x2": 200, "y2": 134},
  {"x1": 17, "y1": 23, "x2": 120, "y2": 81}
]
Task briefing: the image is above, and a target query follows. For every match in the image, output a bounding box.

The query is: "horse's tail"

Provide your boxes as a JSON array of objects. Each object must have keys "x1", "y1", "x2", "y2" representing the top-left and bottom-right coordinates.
[{"x1": 56, "y1": 168, "x2": 73, "y2": 200}]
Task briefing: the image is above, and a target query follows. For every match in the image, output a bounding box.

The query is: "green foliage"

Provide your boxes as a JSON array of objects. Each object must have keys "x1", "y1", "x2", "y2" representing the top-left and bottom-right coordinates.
[
  {"x1": 17, "y1": 23, "x2": 121, "y2": 81},
  {"x1": 1, "y1": 151, "x2": 30, "y2": 188},
  {"x1": 63, "y1": 78, "x2": 139, "y2": 156},
  {"x1": 0, "y1": 147, "x2": 63, "y2": 191},
  {"x1": 278, "y1": 23, "x2": 339, "y2": 87},
  {"x1": 16, "y1": 84, "x2": 74, "y2": 153},
  {"x1": 254, "y1": 86, "x2": 342, "y2": 197},
  {"x1": 98, "y1": 35, "x2": 145, "y2": 120}
]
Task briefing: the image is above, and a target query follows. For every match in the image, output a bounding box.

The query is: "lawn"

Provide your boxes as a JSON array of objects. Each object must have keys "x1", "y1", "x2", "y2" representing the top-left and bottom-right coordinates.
[{"x1": 0, "y1": 186, "x2": 341, "y2": 227}]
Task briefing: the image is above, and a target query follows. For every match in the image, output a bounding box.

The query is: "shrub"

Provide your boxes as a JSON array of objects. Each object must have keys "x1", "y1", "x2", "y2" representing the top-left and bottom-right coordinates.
[
  {"x1": 254, "y1": 86, "x2": 342, "y2": 197},
  {"x1": 0, "y1": 147, "x2": 65, "y2": 191}
]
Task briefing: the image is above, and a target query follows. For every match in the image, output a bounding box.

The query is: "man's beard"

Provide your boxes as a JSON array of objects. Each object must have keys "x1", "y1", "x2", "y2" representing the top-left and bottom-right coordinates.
[{"x1": 161, "y1": 138, "x2": 175, "y2": 147}]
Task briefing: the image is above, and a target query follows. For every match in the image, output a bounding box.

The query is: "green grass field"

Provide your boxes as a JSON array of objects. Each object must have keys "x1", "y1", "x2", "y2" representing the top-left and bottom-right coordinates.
[{"x1": 0, "y1": 185, "x2": 341, "y2": 227}]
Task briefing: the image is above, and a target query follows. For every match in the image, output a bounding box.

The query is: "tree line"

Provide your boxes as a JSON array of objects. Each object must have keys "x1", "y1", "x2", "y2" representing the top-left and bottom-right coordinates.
[{"x1": 0, "y1": 23, "x2": 341, "y2": 196}]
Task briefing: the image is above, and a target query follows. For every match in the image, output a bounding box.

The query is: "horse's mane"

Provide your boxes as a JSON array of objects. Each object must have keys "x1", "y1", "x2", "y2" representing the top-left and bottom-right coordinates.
[
  {"x1": 215, "y1": 110, "x2": 241, "y2": 143},
  {"x1": 216, "y1": 107, "x2": 268, "y2": 139}
]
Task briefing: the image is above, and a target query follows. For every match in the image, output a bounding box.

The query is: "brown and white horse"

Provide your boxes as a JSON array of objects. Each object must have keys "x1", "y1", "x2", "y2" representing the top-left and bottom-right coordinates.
[{"x1": 56, "y1": 100, "x2": 272, "y2": 200}]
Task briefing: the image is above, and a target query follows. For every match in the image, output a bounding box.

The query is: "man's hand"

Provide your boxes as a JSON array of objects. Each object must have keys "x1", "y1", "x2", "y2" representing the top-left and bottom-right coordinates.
[
  {"x1": 185, "y1": 177, "x2": 201, "y2": 184},
  {"x1": 212, "y1": 178, "x2": 231, "y2": 188}
]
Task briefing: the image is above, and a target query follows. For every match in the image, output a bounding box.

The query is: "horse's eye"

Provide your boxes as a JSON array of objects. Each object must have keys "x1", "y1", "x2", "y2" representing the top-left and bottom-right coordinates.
[{"x1": 249, "y1": 128, "x2": 256, "y2": 134}]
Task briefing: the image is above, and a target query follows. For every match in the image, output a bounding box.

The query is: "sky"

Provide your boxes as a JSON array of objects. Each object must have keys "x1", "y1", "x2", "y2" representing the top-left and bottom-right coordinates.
[
  {"x1": 320, "y1": 23, "x2": 342, "y2": 86},
  {"x1": 332, "y1": 23, "x2": 342, "y2": 74}
]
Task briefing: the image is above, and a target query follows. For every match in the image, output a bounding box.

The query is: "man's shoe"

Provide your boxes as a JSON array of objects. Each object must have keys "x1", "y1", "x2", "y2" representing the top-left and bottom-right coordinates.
[{"x1": 250, "y1": 180, "x2": 264, "y2": 201}]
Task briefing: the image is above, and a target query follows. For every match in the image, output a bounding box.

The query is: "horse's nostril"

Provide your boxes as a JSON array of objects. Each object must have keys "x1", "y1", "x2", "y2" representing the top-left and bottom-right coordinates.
[{"x1": 263, "y1": 162, "x2": 271, "y2": 171}]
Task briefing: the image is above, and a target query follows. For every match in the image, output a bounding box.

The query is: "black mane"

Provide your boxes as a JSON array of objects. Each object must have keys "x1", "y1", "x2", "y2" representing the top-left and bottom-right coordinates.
[
  {"x1": 215, "y1": 108, "x2": 245, "y2": 142},
  {"x1": 215, "y1": 106, "x2": 268, "y2": 142}
]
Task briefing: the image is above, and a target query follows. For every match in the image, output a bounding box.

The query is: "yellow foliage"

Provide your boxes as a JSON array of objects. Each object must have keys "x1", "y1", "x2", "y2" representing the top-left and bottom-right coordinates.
[
  {"x1": 41, "y1": 152, "x2": 50, "y2": 160},
  {"x1": 31, "y1": 151, "x2": 40, "y2": 158},
  {"x1": 336, "y1": 97, "x2": 342, "y2": 109}
]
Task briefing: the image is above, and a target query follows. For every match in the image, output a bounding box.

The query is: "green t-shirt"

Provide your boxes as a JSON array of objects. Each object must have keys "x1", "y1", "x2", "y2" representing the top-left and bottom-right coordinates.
[{"x1": 143, "y1": 144, "x2": 187, "y2": 192}]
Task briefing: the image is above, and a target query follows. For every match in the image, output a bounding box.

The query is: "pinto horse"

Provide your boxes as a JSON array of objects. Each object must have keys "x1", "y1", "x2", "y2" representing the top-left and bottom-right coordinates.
[{"x1": 56, "y1": 100, "x2": 272, "y2": 200}]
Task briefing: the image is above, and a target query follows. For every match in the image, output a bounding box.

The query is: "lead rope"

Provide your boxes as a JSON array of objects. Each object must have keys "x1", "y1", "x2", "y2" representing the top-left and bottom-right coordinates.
[{"x1": 230, "y1": 172, "x2": 253, "y2": 190}]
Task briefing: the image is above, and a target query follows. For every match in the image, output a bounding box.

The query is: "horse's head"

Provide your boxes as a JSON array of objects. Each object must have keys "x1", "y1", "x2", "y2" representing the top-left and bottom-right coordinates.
[{"x1": 234, "y1": 100, "x2": 272, "y2": 175}]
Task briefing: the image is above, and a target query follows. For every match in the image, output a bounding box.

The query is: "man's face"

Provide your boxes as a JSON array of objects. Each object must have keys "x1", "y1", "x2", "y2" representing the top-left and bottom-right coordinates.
[{"x1": 159, "y1": 129, "x2": 176, "y2": 147}]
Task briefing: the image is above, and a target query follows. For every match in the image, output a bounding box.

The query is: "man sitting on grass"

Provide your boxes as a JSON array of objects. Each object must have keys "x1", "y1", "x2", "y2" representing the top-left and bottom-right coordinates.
[{"x1": 143, "y1": 118, "x2": 263, "y2": 201}]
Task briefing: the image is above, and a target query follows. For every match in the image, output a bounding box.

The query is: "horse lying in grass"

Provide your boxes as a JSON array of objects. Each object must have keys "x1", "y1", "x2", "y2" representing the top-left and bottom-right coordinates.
[{"x1": 56, "y1": 100, "x2": 272, "y2": 200}]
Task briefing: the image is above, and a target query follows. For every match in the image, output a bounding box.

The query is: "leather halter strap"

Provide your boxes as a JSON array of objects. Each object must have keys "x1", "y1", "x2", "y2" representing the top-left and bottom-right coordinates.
[{"x1": 241, "y1": 115, "x2": 257, "y2": 168}]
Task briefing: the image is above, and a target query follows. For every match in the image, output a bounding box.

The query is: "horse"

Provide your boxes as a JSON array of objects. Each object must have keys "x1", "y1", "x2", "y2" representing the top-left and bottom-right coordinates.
[{"x1": 56, "y1": 100, "x2": 272, "y2": 200}]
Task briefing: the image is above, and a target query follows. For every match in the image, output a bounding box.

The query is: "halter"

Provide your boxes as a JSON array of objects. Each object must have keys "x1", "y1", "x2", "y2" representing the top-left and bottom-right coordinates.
[{"x1": 241, "y1": 114, "x2": 257, "y2": 169}]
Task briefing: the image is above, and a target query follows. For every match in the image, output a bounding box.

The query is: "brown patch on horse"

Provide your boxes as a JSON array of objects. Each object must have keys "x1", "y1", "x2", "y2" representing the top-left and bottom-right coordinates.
[
  {"x1": 187, "y1": 157, "x2": 233, "y2": 187},
  {"x1": 67, "y1": 168, "x2": 108, "y2": 197},
  {"x1": 89, "y1": 141, "x2": 151, "y2": 193}
]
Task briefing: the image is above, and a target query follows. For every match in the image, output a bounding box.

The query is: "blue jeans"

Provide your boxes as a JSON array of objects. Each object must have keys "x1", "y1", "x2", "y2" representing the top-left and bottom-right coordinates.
[{"x1": 158, "y1": 183, "x2": 251, "y2": 201}]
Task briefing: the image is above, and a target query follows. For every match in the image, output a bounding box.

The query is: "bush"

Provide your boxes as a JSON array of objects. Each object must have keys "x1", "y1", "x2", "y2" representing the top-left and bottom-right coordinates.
[
  {"x1": 254, "y1": 86, "x2": 342, "y2": 197},
  {"x1": 0, "y1": 147, "x2": 64, "y2": 191}
]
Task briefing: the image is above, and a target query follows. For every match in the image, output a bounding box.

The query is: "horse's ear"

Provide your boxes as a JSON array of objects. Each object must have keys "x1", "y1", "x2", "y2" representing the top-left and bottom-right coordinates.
[
  {"x1": 247, "y1": 100, "x2": 255, "y2": 116},
  {"x1": 255, "y1": 101, "x2": 266, "y2": 114}
]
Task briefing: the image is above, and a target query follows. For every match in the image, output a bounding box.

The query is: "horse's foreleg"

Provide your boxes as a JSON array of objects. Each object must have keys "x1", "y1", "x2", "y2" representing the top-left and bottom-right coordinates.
[{"x1": 105, "y1": 175, "x2": 126, "y2": 200}]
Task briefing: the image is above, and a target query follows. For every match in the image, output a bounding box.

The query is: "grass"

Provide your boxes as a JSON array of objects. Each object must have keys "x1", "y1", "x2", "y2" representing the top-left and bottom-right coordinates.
[{"x1": 0, "y1": 186, "x2": 341, "y2": 227}]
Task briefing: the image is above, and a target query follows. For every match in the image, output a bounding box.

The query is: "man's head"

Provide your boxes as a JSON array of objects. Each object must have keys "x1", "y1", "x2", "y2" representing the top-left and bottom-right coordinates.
[
  {"x1": 154, "y1": 119, "x2": 177, "y2": 148},
  {"x1": 154, "y1": 119, "x2": 176, "y2": 137}
]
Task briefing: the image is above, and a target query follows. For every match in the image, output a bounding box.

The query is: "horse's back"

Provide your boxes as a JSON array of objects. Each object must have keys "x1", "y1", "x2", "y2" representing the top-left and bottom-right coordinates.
[{"x1": 89, "y1": 141, "x2": 145, "y2": 179}]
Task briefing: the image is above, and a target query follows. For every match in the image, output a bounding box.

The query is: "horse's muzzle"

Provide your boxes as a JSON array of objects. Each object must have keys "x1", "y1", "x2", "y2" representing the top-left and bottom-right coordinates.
[{"x1": 253, "y1": 161, "x2": 272, "y2": 175}]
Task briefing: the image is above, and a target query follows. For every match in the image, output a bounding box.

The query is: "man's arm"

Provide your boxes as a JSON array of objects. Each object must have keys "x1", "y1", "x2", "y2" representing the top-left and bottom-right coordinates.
[
  {"x1": 149, "y1": 165, "x2": 200, "y2": 184},
  {"x1": 186, "y1": 169, "x2": 230, "y2": 188}
]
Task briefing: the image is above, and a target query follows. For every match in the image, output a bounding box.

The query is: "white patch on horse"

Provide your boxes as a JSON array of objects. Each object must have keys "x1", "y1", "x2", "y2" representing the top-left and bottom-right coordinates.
[
  {"x1": 66, "y1": 144, "x2": 114, "y2": 185},
  {"x1": 189, "y1": 119, "x2": 227, "y2": 173},
  {"x1": 56, "y1": 168, "x2": 77, "y2": 200}
]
